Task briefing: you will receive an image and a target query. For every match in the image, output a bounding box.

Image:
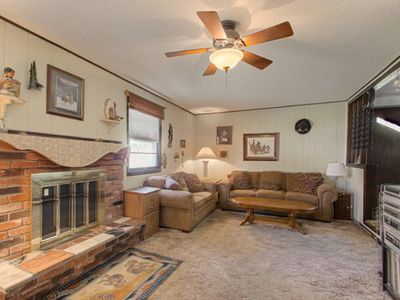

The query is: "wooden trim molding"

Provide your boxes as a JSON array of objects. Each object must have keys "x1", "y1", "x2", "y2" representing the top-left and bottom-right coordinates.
[
  {"x1": 7, "y1": 130, "x2": 121, "y2": 144},
  {"x1": 0, "y1": 133, "x2": 127, "y2": 167},
  {"x1": 0, "y1": 15, "x2": 194, "y2": 116}
]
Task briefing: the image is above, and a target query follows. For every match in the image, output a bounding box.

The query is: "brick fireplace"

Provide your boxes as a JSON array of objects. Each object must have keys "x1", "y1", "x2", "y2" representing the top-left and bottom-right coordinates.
[{"x1": 0, "y1": 137, "x2": 128, "y2": 260}]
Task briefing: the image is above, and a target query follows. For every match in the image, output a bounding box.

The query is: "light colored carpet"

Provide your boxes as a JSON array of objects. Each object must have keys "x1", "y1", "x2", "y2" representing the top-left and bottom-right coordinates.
[{"x1": 137, "y1": 209, "x2": 388, "y2": 300}]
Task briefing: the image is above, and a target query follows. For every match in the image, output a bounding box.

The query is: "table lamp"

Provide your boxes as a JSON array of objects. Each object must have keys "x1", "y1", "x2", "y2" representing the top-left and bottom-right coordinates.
[
  {"x1": 326, "y1": 162, "x2": 347, "y2": 189},
  {"x1": 195, "y1": 147, "x2": 216, "y2": 178}
]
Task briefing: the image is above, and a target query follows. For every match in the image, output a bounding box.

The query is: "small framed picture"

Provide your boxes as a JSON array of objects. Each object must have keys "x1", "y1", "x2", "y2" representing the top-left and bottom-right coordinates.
[
  {"x1": 216, "y1": 126, "x2": 232, "y2": 145},
  {"x1": 180, "y1": 139, "x2": 186, "y2": 148},
  {"x1": 243, "y1": 133, "x2": 279, "y2": 161},
  {"x1": 47, "y1": 65, "x2": 84, "y2": 120},
  {"x1": 220, "y1": 150, "x2": 228, "y2": 158}
]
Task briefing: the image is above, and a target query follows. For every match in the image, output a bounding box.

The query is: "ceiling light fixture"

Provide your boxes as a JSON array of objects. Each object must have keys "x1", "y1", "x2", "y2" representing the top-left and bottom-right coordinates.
[{"x1": 209, "y1": 48, "x2": 244, "y2": 72}]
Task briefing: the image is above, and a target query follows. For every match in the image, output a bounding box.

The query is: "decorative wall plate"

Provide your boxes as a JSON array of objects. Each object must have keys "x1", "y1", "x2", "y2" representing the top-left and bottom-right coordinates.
[{"x1": 295, "y1": 119, "x2": 312, "y2": 134}]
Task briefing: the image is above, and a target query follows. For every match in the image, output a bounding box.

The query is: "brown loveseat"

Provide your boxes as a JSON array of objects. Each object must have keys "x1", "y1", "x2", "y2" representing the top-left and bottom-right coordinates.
[
  {"x1": 143, "y1": 172, "x2": 217, "y2": 232},
  {"x1": 217, "y1": 171, "x2": 338, "y2": 222}
]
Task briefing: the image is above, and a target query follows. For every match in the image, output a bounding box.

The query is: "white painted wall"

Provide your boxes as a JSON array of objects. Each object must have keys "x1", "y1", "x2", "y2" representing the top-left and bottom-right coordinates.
[
  {"x1": 193, "y1": 102, "x2": 347, "y2": 182},
  {"x1": 0, "y1": 20, "x2": 195, "y2": 189}
]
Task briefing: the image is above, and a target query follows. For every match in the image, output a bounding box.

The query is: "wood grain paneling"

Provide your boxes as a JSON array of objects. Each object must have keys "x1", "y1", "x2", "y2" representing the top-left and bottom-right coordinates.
[
  {"x1": 193, "y1": 102, "x2": 346, "y2": 180},
  {"x1": 0, "y1": 20, "x2": 195, "y2": 189}
]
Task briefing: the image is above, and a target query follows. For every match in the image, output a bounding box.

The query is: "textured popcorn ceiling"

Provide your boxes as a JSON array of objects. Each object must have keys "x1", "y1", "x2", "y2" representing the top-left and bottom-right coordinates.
[{"x1": 1, "y1": 0, "x2": 400, "y2": 113}]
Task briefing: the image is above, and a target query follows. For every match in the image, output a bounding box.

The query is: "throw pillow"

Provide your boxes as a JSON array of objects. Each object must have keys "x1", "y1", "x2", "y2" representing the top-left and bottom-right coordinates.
[
  {"x1": 293, "y1": 173, "x2": 323, "y2": 195},
  {"x1": 229, "y1": 171, "x2": 252, "y2": 190},
  {"x1": 170, "y1": 173, "x2": 189, "y2": 192},
  {"x1": 165, "y1": 176, "x2": 183, "y2": 191},
  {"x1": 183, "y1": 173, "x2": 204, "y2": 193},
  {"x1": 143, "y1": 175, "x2": 166, "y2": 189},
  {"x1": 259, "y1": 171, "x2": 285, "y2": 190}
]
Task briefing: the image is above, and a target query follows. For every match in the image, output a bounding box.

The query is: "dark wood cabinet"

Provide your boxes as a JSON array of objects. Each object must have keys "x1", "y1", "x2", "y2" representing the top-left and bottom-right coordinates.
[{"x1": 333, "y1": 192, "x2": 353, "y2": 220}]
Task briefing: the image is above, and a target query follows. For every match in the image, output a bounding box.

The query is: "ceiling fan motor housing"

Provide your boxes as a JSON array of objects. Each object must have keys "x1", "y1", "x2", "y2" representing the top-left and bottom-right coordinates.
[{"x1": 213, "y1": 20, "x2": 244, "y2": 49}]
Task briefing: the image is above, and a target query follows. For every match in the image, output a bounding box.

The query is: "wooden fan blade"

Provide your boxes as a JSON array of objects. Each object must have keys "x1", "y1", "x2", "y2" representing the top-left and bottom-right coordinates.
[
  {"x1": 242, "y1": 21, "x2": 293, "y2": 47},
  {"x1": 165, "y1": 48, "x2": 209, "y2": 57},
  {"x1": 197, "y1": 11, "x2": 227, "y2": 40},
  {"x1": 241, "y1": 51, "x2": 273, "y2": 70},
  {"x1": 203, "y1": 63, "x2": 217, "y2": 76}
]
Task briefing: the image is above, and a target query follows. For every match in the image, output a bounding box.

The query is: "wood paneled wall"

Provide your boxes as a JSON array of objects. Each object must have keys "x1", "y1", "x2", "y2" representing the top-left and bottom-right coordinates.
[
  {"x1": 193, "y1": 102, "x2": 347, "y2": 180},
  {"x1": 0, "y1": 20, "x2": 195, "y2": 189}
]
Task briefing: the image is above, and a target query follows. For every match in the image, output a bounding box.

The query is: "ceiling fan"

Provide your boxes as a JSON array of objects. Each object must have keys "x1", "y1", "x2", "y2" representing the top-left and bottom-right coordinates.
[{"x1": 165, "y1": 11, "x2": 294, "y2": 76}]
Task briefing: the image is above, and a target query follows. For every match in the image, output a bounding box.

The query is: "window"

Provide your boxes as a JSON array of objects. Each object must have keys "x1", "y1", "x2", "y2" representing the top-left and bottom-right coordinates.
[{"x1": 128, "y1": 109, "x2": 161, "y2": 175}]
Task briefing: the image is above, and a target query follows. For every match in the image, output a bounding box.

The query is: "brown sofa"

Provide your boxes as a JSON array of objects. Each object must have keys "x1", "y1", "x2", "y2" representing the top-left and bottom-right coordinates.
[
  {"x1": 143, "y1": 173, "x2": 217, "y2": 232},
  {"x1": 217, "y1": 171, "x2": 338, "y2": 222}
]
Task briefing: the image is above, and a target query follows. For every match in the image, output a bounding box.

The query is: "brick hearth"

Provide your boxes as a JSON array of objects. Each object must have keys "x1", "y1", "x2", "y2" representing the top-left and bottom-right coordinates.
[{"x1": 0, "y1": 140, "x2": 128, "y2": 260}]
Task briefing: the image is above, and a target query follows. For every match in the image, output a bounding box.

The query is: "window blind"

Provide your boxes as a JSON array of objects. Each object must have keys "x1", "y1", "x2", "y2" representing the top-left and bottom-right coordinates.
[
  {"x1": 128, "y1": 109, "x2": 160, "y2": 142},
  {"x1": 126, "y1": 91, "x2": 165, "y2": 120}
]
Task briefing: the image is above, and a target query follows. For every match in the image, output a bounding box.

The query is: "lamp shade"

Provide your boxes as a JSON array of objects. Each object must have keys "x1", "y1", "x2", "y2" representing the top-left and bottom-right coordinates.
[
  {"x1": 326, "y1": 162, "x2": 347, "y2": 177},
  {"x1": 209, "y1": 48, "x2": 244, "y2": 71},
  {"x1": 195, "y1": 147, "x2": 216, "y2": 160}
]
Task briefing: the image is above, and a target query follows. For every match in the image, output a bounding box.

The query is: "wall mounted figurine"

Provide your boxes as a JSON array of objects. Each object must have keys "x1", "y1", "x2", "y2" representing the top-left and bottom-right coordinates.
[
  {"x1": 0, "y1": 67, "x2": 21, "y2": 98},
  {"x1": 161, "y1": 149, "x2": 167, "y2": 169},
  {"x1": 173, "y1": 152, "x2": 180, "y2": 161},
  {"x1": 168, "y1": 123, "x2": 173, "y2": 148},
  {"x1": 104, "y1": 98, "x2": 123, "y2": 121},
  {"x1": 295, "y1": 119, "x2": 312, "y2": 134},
  {"x1": 220, "y1": 150, "x2": 228, "y2": 158},
  {"x1": 28, "y1": 61, "x2": 44, "y2": 90}
]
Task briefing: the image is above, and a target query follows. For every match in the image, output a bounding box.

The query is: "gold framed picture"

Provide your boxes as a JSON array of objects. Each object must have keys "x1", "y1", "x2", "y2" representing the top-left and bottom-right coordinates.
[{"x1": 243, "y1": 133, "x2": 279, "y2": 161}]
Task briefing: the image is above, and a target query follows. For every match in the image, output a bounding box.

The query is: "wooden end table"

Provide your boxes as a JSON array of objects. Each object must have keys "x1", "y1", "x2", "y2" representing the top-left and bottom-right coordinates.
[{"x1": 233, "y1": 197, "x2": 317, "y2": 234}]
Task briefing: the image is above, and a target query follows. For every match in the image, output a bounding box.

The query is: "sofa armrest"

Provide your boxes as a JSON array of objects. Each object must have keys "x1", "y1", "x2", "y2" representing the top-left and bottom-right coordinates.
[
  {"x1": 159, "y1": 190, "x2": 194, "y2": 210},
  {"x1": 217, "y1": 179, "x2": 231, "y2": 209},
  {"x1": 202, "y1": 180, "x2": 217, "y2": 193},
  {"x1": 317, "y1": 184, "x2": 338, "y2": 203},
  {"x1": 315, "y1": 184, "x2": 338, "y2": 221}
]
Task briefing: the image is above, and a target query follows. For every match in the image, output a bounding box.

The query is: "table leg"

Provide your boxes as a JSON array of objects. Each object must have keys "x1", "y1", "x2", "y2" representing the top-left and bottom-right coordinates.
[
  {"x1": 288, "y1": 212, "x2": 305, "y2": 234},
  {"x1": 240, "y1": 208, "x2": 255, "y2": 225}
]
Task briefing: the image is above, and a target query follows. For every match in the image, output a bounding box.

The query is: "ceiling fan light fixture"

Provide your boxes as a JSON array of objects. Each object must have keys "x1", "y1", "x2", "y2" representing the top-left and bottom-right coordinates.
[{"x1": 209, "y1": 48, "x2": 243, "y2": 71}]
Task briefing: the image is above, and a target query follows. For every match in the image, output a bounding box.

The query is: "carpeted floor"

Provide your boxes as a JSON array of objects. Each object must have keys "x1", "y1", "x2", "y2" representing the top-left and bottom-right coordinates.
[{"x1": 137, "y1": 209, "x2": 388, "y2": 300}]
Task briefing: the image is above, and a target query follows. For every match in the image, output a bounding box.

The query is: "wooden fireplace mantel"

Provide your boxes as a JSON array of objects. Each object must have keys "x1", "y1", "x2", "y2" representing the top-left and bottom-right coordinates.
[{"x1": 0, "y1": 132, "x2": 127, "y2": 167}]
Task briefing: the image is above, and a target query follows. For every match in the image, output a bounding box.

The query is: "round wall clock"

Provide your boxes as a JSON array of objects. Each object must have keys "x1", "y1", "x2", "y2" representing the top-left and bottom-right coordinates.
[{"x1": 295, "y1": 119, "x2": 312, "y2": 134}]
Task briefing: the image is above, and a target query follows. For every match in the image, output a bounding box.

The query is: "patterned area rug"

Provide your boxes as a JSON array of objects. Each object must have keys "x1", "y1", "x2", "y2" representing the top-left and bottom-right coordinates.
[{"x1": 46, "y1": 248, "x2": 181, "y2": 300}]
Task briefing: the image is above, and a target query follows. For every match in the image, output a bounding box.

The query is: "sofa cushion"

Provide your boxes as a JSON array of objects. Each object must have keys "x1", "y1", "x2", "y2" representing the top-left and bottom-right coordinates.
[
  {"x1": 193, "y1": 191, "x2": 213, "y2": 210},
  {"x1": 159, "y1": 190, "x2": 193, "y2": 210},
  {"x1": 170, "y1": 172, "x2": 189, "y2": 192},
  {"x1": 293, "y1": 173, "x2": 323, "y2": 195},
  {"x1": 285, "y1": 192, "x2": 318, "y2": 205},
  {"x1": 259, "y1": 171, "x2": 285, "y2": 190},
  {"x1": 165, "y1": 176, "x2": 183, "y2": 191},
  {"x1": 256, "y1": 189, "x2": 285, "y2": 199},
  {"x1": 229, "y1": 171, "x2": 252, "y2": 190},
  {"x1": 143, "y1": 175, "x2": 166, "y2": 189},
  {"x1": 230, "y1": 189, "x2": 257, "y2": 198},
  {"x1": 183, "y1": 173, "x2": 204, "y2": 193},
  {"x1": 248, "y1": 172, "x2": 260, "y2": 189},
  {"x1": 285, "y1": 173, "x2": 299, "y2": 191}
]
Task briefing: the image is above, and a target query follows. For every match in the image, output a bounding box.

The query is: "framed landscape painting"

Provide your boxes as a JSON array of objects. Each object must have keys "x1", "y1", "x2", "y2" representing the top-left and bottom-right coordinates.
[
  {"x1": 47, "y1": 65, "x2": 84, "y2": 120},
  {"x1": 243, "y1": 133, "x2": 279, "y2": 161}
]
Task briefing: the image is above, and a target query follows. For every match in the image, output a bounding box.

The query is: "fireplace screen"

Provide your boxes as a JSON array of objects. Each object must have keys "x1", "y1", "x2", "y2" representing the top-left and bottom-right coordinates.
[{"x1": 32, "y1": 170, "x2": 105, "y2": 249}]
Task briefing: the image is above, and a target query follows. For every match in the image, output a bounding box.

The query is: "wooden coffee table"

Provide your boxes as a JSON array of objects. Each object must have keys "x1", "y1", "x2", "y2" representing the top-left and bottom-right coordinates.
[{"x1": 233, "y1": 197, "x2": 317, "y2": 234}]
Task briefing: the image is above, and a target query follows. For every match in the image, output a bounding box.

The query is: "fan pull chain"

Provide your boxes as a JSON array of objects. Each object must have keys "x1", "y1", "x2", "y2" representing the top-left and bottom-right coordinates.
[{"x1": 225, "y1": 68, "x2": 228, "y2": 88}]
